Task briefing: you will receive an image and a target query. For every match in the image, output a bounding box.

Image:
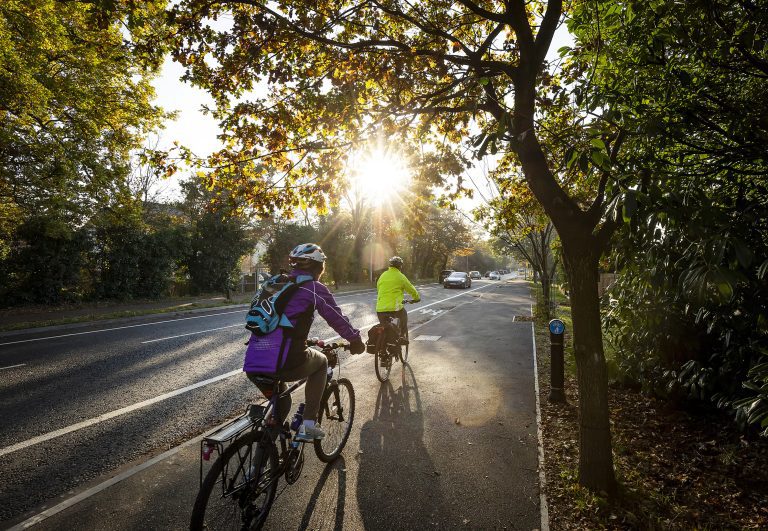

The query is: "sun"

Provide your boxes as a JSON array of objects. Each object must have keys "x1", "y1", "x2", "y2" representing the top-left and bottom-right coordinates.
[{"x1": 352, "y1": 148, "x2": 411, "y2": 205}]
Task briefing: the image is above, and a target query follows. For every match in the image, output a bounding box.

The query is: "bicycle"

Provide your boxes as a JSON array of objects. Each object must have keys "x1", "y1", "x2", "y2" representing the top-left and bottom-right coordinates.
[
  {"x1": 189, "y1": 339, "x2": 356, "y2": 530},
  {"x1": 370, "y1": 299, "x2": 415, "y2": 383}
]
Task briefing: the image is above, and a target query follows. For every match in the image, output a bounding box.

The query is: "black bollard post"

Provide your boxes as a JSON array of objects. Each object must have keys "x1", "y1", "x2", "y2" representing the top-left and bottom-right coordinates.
[{"x1": 548, "y1": 318, "x2": 566, "y2": 403}]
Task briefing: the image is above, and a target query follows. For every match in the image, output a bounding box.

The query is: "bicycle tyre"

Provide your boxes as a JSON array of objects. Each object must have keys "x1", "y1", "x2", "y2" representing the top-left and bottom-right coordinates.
[
  {"x1": 401, "y1": 328, "x2": 409, "y2": 362},
  {"x1": 373, "y1": 345, "x2": 393, "y2": 383},
  {"x1": 314, "y1": 378, "x2": 355, "y2": 462},
  {"x1": 190, "y1": 432, "x2": 279, "y2": 531}
]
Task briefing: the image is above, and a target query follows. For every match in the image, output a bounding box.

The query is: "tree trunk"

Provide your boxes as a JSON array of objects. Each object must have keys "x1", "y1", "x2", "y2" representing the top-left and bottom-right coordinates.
[
  {"x1": 541, "y1": 267, "x2": 551, "y2": 321},
  {"x1": 562, "y1": 239, "x2": 616, "y2": 494},
  {"x1": 513, "y1": 66, "x2": 616, "y2": 495}
]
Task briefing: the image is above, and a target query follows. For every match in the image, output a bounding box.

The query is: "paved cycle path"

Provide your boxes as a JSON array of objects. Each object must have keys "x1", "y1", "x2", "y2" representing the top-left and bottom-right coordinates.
[{"x1": 12, "y1": 282, "x2": 543, "y2": 530}]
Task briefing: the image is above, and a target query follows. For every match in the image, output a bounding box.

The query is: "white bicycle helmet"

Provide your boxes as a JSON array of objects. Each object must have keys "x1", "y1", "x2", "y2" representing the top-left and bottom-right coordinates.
[{"x1": 288, "y1": 243, "x2": 327, "y2": 263}]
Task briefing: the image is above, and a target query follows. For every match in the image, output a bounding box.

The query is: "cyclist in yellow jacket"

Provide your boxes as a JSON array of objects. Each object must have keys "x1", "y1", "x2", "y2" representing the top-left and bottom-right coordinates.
[{"x1": 376, "y1": 256, "x2": 420, "y2": 344}]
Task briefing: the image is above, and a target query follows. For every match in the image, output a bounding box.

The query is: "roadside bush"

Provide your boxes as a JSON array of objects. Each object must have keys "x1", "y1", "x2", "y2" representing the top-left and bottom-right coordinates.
[
  {"x1": 604, "y1": 185, "x2": 768, "y2": 435},
  {"x1": 2, "y1": 214, "x2": 89, "y2": 305}
]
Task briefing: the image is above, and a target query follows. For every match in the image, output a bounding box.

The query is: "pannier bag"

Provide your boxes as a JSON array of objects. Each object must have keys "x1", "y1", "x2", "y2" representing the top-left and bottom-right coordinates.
[{"x1": 366, "y1": 322, "x2": 400, "y2": 353}]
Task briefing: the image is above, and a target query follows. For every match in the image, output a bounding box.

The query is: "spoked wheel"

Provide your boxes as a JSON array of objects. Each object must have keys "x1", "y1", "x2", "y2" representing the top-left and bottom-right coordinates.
[
  {"x1": 190, "y1": 432, "x2": 279, "y2": 531},
  {"x1": 374, "y1": 339, "x2": 392, "y2": 383},
  {"x1": 314, "y1": 378, "x2": 355, "y2": 462},
  {"x1": 401, "y1": 328, "x2": 409, "y2": 362}
]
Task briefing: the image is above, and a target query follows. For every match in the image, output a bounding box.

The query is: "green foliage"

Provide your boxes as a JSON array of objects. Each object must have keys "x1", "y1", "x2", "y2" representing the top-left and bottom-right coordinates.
[
  {"x1": 566, "y1": 0, "x2": 768, "y2": 435},
  {"x1": 603, "y1": 184, "x2": 768, "y2": 433},
  {"x1": 180, "y1": 176, "x2": 254, "y2": 295},
  {"x1": 1, "y1": 213, "x2": 90, "y2": 304},
  {"x1": 0, "y1": 1, "x2": 168, "y2": 229},
  {"x1": 264, "y1": 223, "x2": 319, "y2": 275}
]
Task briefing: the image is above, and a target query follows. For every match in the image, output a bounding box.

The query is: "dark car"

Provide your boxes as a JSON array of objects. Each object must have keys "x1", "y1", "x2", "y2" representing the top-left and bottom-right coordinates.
[
  {"x1": 443, "y1": 271, "x2": 471, "y2": 289},
  {"x1": 439, "y1": 269, "x2": 454, "y2": 283}
]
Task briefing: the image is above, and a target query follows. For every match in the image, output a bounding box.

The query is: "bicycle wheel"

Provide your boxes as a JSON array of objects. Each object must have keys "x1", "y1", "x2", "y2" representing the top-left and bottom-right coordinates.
[
  {"x1": 314, "y1": 377, "x2": 355, "y2": 462},
  {"x1": 190, "y1": 432, "x2": 279, "y2": 531},
  {"x1": 375, "y1": 346, "x2": 392, "y2": 382},
  {"x1": 401, "y1": 328, "x2": 409, "y2": 362}
]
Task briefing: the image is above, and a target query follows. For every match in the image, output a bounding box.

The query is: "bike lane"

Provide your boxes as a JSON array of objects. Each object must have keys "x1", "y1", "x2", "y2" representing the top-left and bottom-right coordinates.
[{"x1": 13, "y1": 281, "x2": 543, "y2": 530}]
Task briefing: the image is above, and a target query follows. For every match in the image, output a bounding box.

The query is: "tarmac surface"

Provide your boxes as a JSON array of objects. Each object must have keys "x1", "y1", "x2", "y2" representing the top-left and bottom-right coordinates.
[{"x1": 3, "y1": 280, "x2": 544, "y2": 530}]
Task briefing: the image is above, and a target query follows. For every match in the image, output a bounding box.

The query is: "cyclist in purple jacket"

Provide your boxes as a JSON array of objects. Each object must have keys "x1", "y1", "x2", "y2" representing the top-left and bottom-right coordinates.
[{"x1": 244, "y1": 243, "x2": 366, "y2": 441}]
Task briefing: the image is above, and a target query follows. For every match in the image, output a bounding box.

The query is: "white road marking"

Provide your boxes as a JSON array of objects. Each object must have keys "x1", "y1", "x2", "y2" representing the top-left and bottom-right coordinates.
[
  {"x1": 141, "y1": 324, "x2": 242, "y2": 344},
  {"x1": 0, "y1": 363, "x2": 26, "y2": 371},
  {"x1": 0, "y1": 369, "x2": 241, "y2": 458},
  {"x1": 531, "y1": 322, "x2": 550, "y2": 531},
  {"x1": 0, "y1": 286, "x2": 492, "y2": 531},
  {"x1": 0, "y1": 284, "x2": 497, "y2": 457},
  {"x1": 0, "y1": 310, "x2": 245, "y2": 347}
]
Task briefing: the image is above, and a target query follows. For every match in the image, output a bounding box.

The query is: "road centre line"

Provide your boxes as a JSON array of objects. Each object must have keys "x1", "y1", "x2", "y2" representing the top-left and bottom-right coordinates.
[
  {"x1": 0, "y1": 363, "x2": 26, "y2": 371},
  {"x1": 141, "y1": 324, "x2": 243, "y2": 344},
  {"x1": 128, "y1": 290, "x2": 487, "y2": 346},
  {"x1": 0, "y1": 369, "x2": 242, "y2": 458},
  {"x1": 0, "y1": 285, "x2": 494, "y2": 457},
  {"x1": 138, "y1": 303, "x2": 355, "y2": 344},
  {"x1": 4, "y1": 288, "x2": 487, "y2": 527},
  {"x1": 0, "y1": 284, "x2": 471, "y2": 348},
  {"x1": 0, "y1": 310, "x2": 244, "y2": 347}
]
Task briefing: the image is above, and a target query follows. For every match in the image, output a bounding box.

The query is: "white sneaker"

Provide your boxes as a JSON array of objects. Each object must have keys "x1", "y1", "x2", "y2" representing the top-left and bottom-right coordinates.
[{"x1": 294, "y1": 424, "x2": 325, "y2": 442}]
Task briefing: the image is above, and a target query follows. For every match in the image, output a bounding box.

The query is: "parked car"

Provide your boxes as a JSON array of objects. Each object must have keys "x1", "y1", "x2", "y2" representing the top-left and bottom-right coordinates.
[
  {"x1": 439, "y1": 269, "x2": 454, "y2": 283},
  {"x1": 489, "y1": 271, "x2": 501, "y2": 280},
  {"x1": 469, "y1": 270, "x2": 481, "y2": 280},
  {"x1": 484, "y1": 271, "x2": 491, "y2": 278},
  {"x1": 443, "y1": 271, "x2": 471, "y2": 289}
]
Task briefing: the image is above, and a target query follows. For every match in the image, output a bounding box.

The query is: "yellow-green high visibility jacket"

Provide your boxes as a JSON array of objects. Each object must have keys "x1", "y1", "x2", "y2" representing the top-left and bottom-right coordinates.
[{"x1": 376, "y1": 267, "x2": 420, "y2": 312}]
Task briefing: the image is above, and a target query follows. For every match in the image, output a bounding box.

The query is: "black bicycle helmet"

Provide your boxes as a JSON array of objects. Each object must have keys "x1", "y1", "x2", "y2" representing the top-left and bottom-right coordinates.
[{"x1": 389, "y1": 256, "x2": 404, "y2": 268}]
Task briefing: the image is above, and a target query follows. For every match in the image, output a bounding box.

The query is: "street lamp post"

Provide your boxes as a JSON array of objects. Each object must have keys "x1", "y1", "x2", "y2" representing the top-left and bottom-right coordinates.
[{"x1": 370, "y1": 231, "x2": 374, "y2": 284}]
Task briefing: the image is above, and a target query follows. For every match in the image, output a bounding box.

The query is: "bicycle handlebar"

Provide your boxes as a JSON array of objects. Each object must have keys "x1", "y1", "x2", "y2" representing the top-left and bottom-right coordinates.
[{"x1": 307, "y1": 337, "x2": 350, "y2": 352}]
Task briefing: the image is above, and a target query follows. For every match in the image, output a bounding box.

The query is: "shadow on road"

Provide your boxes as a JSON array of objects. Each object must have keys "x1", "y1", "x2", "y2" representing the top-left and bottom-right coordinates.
[
  {"x1": 356, "y1": 362, "x2": 450, "y2": 529},
  {"x1": 298, "y1": 455, "x2": 348, "y2": 531}
]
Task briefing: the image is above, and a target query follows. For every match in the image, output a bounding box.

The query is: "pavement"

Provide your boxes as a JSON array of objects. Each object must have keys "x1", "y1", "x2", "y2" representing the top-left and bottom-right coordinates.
[{"x1": 3, "y1": 281, "x2": 545, "y2": 530}]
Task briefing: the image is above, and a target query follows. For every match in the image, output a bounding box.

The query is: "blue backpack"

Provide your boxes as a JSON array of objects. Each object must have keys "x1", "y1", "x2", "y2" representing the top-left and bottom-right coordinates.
[{"x1": 245, "y1": 274, "x2": 313, "y2": 335}]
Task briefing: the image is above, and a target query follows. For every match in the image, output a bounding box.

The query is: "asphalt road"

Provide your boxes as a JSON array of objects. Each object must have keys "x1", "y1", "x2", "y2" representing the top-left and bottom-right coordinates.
[{"x1": 0, "y1": 281, "x2": 538, "y2": 529}]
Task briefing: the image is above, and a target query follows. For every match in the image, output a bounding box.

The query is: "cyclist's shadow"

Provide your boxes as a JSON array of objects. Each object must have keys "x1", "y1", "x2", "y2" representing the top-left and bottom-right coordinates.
[
  {"x1": 356, "y1": 362, "x2": 448, "y2": 528},
  {"x1": 298, "y1": 455, "x2": 347, "y2": 531}
]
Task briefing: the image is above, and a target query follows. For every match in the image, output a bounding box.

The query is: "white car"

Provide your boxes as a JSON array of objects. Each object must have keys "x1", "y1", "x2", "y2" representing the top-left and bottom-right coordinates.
[{"x1": 489, "y1": 271, "x2": 501, "y2": 280}]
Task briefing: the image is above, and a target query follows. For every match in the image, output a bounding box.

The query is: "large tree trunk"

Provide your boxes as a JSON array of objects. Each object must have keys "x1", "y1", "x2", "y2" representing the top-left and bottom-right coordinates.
[
  {"x1": 514, "y1": 99, "x2": 616, "y2": 494},
  {"x1": 562, "y1": 239, "x2": 616, "y2": 494}
]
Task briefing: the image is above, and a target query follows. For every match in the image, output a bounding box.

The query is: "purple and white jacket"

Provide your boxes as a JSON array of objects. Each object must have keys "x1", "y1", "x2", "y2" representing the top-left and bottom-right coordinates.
[{"x1": 243, "y1": 269, "x2": 361, "y2": 374}]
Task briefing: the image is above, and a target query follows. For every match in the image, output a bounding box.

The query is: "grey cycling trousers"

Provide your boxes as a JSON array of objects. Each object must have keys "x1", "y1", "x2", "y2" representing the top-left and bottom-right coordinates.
[{"x1": 247, "y1": 347, "x2": 328, "y2": 425}]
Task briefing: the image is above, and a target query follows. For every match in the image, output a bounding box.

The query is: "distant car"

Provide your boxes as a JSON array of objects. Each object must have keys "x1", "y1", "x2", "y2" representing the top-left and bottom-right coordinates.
[
  {"x1": 469, "y1": 270, "x2": 481, "y2": 280},
  {"x1": 439, "y1": 269, "x2": 454, "y2": 283},
  {"x1": 489, "y1": 271, "x2": 501, "y2": 280},
  {"x1": 444, "y1": 271, "x2": 471, "y2": 289},
  {"x1": 484, "y1": 271, "x2": 491, "y2": 278}
]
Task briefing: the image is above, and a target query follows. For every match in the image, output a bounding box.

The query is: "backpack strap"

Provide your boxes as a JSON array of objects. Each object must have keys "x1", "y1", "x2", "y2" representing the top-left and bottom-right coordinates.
[{"x1": 272, "y1": 275, "x2": 314, "y2": 321}]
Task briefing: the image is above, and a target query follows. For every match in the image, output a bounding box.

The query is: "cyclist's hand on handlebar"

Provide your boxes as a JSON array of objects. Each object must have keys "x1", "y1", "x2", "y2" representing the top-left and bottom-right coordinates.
[{"x1": 349, "y1": 337, "x2": 366, "y2": 355}]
